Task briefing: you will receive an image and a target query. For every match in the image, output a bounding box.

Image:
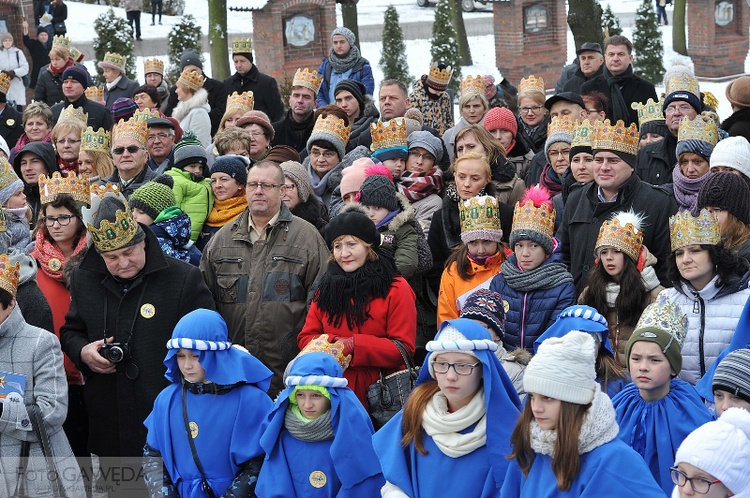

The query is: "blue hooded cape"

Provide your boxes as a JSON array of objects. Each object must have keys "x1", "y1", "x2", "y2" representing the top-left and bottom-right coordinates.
[
  {"x1": 373, "y1": 319, "x2": 522, "y2": 497},
  {"x1": 144, "y1": 309, "x2": 274, "y2": 498},
  {"x1": 256, "y1": 352, "x2": 384, "y2": 497}
]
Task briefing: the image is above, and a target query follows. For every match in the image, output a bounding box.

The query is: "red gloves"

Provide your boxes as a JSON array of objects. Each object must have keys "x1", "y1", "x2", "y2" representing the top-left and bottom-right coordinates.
[{"x1": 332, "y1": 336, "x2": 355, "y2": 358}]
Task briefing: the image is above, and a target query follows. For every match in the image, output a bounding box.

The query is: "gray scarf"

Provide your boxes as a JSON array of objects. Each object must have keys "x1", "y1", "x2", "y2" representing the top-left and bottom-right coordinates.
[
  {"x1": 284, "y1": 407, "x2": 335, "y2": 442},
  {"x1": 501, "y1": 256, "x2": 573, "y2": 292},
  {"x1": 328, "y1": 44, "x2": 362, "y2": 74}
]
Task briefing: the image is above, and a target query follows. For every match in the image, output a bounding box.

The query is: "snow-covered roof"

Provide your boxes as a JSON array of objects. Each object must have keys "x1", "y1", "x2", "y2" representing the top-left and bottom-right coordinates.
[{"x1": 228, "y1": 0, "x2": 268, "y2": 11}]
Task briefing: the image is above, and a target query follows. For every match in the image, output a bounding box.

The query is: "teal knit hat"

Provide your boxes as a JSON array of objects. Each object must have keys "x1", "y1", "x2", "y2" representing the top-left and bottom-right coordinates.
[{"x1": 129, "y1": 175, "x2": 176, "y2": 221}]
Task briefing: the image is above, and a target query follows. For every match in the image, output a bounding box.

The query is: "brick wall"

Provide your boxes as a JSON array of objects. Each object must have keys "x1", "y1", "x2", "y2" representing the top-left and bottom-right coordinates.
[
  {"x1": 253, "y1": 0, "x2": 336, "y2": 84},
  {"x1": 493, "y1": 0, "x2": 567, "y2": 90},
  {"x1": 689, "y1": 0, "x2": 749, "y2": 78}
]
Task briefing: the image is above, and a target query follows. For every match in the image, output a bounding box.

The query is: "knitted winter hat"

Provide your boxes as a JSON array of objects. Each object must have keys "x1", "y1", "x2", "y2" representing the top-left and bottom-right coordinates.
[
  {"x1": 88, "y1": 196, "x2": 146, "y2": 253},
  {"x1": 324, "y1": 204, "x2": 380, "y2": 249},
  {"x1": 280, "y1": 160, "x2": 313, "y2": 203},
  {"x1": 334, "y1": 79, "x2": 366, "y2": 111},
  {"x1": 459, "y1": 195, "x2": 502, "y2": 243},
  {"x1": 483, "y1": 107, "x2": 517, "y2": 135},
  {"x1": 331, "y1": 26, "x2": 355, "y2": 46},
  {"x1": 713, "y1": 349, "x2": 750, "y2": 405},
  {"x1": 265, "y1": 145, "x2": 300, "y2": 165},
  {"x1": 509, "y1": 185, "x2": 556, "y2": 254},
  {"x1": 544, "y1": 115, "x2": 575, "y2": 161},
  {"x1": 407, "y1": 130, "x2": 443, "y2": 163},
  {"x1": 236, "y1": 110, "x2": 275, "y2": 140},
  {"x1": 674, "y1": 408, "x2": 750, "y2": 497},
  {"x1": 625, "y1": 293, "x2": 687, "y2": 375},
  {"x1": 173, "y1": 130, "x2": 209, "y2": 171},
  {"x1": 359, "y1": 174, "x2": 399, "y2": 212},
  {"x1": 524, "y1": 330, "x2": 598, "y2": 405},
  {"x1": 179, "y1": 49, "x2": 202, "y2": 70},
  {"x1": 425, "y1": 63, "x2": 453, "y2": 92},
  {"x1": 460, "y1": 289, "x2": 506, "y2": 339},
  {"x1": 129, "y1": 175, "x2": 176, "y2": 221},
  {"x1": 339, "y1": 158, "x2": 373, "y2": 199},
  {"x1": 698, "y1": 172, "x2": 750, "y2": 225},
  {"x1": 0, "y1": 157, "x2": 23, "y2": 206},
  {"x1": 211, "y1": 155, "x2": 248, "y2": 186},
  {"x1": 307, "y1": 113, "x2": 350, "y2": 161},
  {"x1": 111, "y1": 98, "x2": 138, "y2": 122},
  {"x1": 663, "y1": 63, "x2": 702, "y2": 113},
  {"x1": 62, "y1": 65, "x2": 89, "y2": 89},
  {"x1": 709, "y1": 136, "x2": 750, "y2": 179}
]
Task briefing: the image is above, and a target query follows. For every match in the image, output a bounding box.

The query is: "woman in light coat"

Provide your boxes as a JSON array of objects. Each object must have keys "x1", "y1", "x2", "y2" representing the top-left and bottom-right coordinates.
[
  {"x1": 0, "y1": 32, "x2": 30, "y2": 108},
  {"x1": 172, "y1": 68, "x2": 211, "y2": 148}
]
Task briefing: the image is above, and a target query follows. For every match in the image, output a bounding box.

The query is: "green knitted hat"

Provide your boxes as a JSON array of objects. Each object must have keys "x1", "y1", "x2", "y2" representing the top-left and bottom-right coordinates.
[{"x1": 129, "y1": 175, "x2": 176, "y2": 221}]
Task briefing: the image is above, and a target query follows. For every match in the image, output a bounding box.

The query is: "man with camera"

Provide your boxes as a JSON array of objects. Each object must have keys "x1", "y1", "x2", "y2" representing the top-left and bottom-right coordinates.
[{"x1": 60, "y1": 195, "x2": 214, "y2": 468}]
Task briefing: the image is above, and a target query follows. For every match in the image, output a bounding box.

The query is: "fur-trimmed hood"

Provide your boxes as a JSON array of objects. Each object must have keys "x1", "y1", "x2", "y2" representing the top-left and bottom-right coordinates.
[
  {"x1": 172, "y1": 88, "x2": 210, "y2": 122},
  {"x1": 384, "y1": 191, "x2": 417, "y2": 233}
]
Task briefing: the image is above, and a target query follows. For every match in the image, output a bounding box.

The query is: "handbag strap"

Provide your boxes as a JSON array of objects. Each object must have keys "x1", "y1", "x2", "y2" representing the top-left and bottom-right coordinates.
[
  {"x1": 13, "y1": 440, "x2": 31, "y2": 496},
  {"x1": 181, "y1": 385, "x2": 217, "y2": 498},
  {"x1": 28, "y1": 404, "x2": 65, "y2": 497},
  {"x1": 390, "y1": 339, "x2": 416, "y2": 370}
]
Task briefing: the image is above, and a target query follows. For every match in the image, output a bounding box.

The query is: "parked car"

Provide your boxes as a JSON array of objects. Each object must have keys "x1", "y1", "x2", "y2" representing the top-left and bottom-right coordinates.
[{"x1": 417, "y1": 0, "x2": 493, "y2": 13}]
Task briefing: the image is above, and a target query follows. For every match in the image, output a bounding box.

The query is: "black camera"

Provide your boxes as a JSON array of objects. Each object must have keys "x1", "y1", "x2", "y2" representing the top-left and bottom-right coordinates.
[{"x1": 100, "y1": 343, "x2": 130, "y2": 363}]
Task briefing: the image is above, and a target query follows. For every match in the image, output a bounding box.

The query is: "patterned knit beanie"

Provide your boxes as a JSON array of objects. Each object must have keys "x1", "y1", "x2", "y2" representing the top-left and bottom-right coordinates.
[
  {"x1": 280, "y1": 160, "x2": 313, "y2": 203},
  {"x1": 173, "y1": 130, "x2": 209, "y2": 171},
  {"x1": 129, "y1": 175, "x2": 176, "y2": 221},
  {"x1": 697, "y1": 172, "x2": 750, "y2": 225},
  {"x1": 359, "y1": 174, "x2": 399, "y2": 212},
  {"x1": 713, "y1": 349, "x2": 750, "y2": 404},
  {"x1": 460, "y1": 289, "x2": 506, "y2": 339},
  {"x1": 111, "y1": 98, "x2": 138, "y2": 122}
]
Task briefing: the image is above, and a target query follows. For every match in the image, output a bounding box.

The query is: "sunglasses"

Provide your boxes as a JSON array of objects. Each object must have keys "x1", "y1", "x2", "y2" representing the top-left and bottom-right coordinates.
[{"x1": 112, "y1": 145, "x2": 143, "y2": 155}]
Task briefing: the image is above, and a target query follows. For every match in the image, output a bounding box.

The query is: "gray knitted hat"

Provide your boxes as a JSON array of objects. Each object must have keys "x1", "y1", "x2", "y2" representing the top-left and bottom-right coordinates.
[
  {"x1": 280, "y1": 160, "x2": 313, "y2": 203},
  {"x1": 307, "y1": 117, "x2": 348, "y2": 161},
  {"x1": 331, "y1": 26, "x2": 355, "y2": 46},
  {"x1": 359, "y1": 174, "x2": 399, "y2": 212},
  {"x1": 407, "y1": 130, "x2": 443, "y2": 163},
  {"x1": 173, "y1": 130, "x2": 208, "y2": 171},
  {"x1": 714, "y1": 349, "x2": 750, "y2": 404}
]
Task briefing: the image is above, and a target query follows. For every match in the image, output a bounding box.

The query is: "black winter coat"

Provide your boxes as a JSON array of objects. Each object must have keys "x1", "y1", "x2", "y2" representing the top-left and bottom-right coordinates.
[
  {"x1": 223, "y1": 64, "x2": 284, "y2": 122},
  {"x1": 0, "y1": 104, "x2": 23, "y2": 150},
  {"x1": 517, "y1": 114, "x2": 549, "y2": 154},
  {"x1": 22, "y1": 34, "x2": 50, "y2": 89},
  {"x1": 33, "y1": 65, "x2": 64, "y2": 107},
  {"x1": 164, "y1": 76, "x2": 226, "y2": 137},
  {"x1": 581, "y1": 66, "x2": 658, "y2": 127},
  {"x1": 51, "y1": 94, "x2": 113, "y2": 131},
  {"x1": 102, "y1": 74, "x2": 139, "y2": 109},
  {"x1": 562, "y1": 65, "x2": 604, "y2": 95},
  {"x1": 721, "y1": 107, "x2": 750, "y2": 142},
  {"x1": 636, "y1": 133, "x2": 677, "y2": 186},
  {"x1": 59, "y1": 227, "x2": 215, "y2": 457},
  {"x1": 272, "y1": 109, "x2": 315, "y2": 153}
]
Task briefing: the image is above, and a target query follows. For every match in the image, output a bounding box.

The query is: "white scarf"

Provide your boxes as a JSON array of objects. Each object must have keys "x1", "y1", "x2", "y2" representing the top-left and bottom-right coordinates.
[
  {"x1": 421, "y1": 388, "x2": 487, "y2": 458},
  {"x1": 605, "y1": 265, "x2": 661, "y2": 308},
  {"x1": 529, "y1": 386, "x2": 620, "y2": 457}
]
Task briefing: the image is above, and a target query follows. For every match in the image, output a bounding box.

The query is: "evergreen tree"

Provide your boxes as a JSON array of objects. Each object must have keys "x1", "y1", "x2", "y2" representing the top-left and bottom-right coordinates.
[
  {"x1": 633, "y1": 0, "x2": 665, "y2": 84},
  {"x1": 431, "y1": 0, "x2": 462, "y2": 92},
  {"x1": 379, "y1": 6, "x2": 410, "y2": 84},
  {"x1": 601, "y1": 4, "x2": 623, "y2": 38},
  {"x1": 167, "y1": 14, "x2": 203, "y2": 83},
  {"x1": 92, "y1": 9, "x2": 135, "y2": 83}
]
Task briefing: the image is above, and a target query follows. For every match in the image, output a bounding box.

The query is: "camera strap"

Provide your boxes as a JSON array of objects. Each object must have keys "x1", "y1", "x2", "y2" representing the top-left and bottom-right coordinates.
[{"x1": 181, "y1": 384, "x2": 216, "y2": 498}]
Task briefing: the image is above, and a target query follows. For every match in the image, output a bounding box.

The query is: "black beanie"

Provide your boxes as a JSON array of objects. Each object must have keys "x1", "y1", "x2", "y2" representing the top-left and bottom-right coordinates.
[
  {"x1": 324, "y1": 205, "x2": 380, "y2": 249},
  {"x1": 358, "y1": 174, "x2": 399, "y2": 212},
  {"x1": 334, "y1": 79, "x2": 366, "y2": 111},
  {"x1": 698, "y1": 171, "x2": 750, "y2": 224}
]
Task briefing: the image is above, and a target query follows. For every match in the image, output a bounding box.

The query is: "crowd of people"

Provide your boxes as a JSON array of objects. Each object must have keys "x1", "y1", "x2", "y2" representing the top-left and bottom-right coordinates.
[{"x1": 2, "y1": 19, "x2": 750, "y2": 498}]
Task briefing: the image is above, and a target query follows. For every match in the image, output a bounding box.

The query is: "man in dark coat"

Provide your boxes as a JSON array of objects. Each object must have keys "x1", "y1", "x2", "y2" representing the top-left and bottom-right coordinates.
[
  {"x1": 558, "y1": 119, "x2": 676, "y2": 294},
  {"x1": 561, "y1": 42, "x2": 605, "y2": 95},
  {"x1": 50, "y1": 65, "x2": 113, "y2": 131},
  {"x1": 581, "y1": 35, "x2": 657, "y2": 127},
  {"x1": 60, "y1": 196, "x2": 215, "y2": 461},
  {"x1": 0, "y1": 81, "x2": 22, "y2": 150},
  {"x1": 272, "y1": 67, "x2": 318, "y2": 152},
  {"x1": 224, "y1": 38, "x2": 284, "y2": 123}
]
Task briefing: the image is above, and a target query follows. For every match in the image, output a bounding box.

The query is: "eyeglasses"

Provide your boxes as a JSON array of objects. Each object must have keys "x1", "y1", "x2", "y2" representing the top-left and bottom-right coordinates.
[
  {"x1": 670, "y1": 467, "x2": 722, "y2": 494},
  {"x1": 42, "y1": 214, "x2": 76, "y2": 227},
  {"x1": 548, "y1": 148, "x2": 571, "y2": 157},
  {"x1": 310, "y1": 149, "x2": 338, "y2": 159},
  {"x1": 284, "y1": 183, "x2": 296, "y2": 190},
  {"x1": 665, "y1": 104, "x2": 694, "y2": 115},
  {"x1": 147, "y1": 132, "x2": 173, "y2": 142},
  {"x1": 408, "y1": 150, "x2": 435, "y2": 162},
  {"x1": 247, "y1": 131, "x2": 266, "y2": 138},
  {"x1": 112, "y1": 145, "x2": 143, "y2": 155},
  {"x1": 247, "y1": 182, "x2": 284, "y2": 191},
  {"x1": 55, "y1": 138, "x2": 81, "y2": 145},
  {"x1": 519, "y1": 105, "x2": 544, "y2": 113},
  {"x1": 432, "y1": 361, "x2": 481, "y2": 376}
]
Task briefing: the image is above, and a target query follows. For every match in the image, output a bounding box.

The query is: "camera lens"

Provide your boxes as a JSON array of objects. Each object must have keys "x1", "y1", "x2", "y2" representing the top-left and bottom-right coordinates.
[{"x1": 107, "y1": 346, "x2": 125, "y2": 363}]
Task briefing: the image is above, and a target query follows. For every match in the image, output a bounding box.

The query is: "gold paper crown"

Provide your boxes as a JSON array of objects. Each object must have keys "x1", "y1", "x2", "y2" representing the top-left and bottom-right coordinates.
[
  {"x1": 39, "y1": 171, "x2": 91, "y2": 207},
  {"x1": 112, "y1": 117, "x2": 148, "y2": 146},
  {"x1": 664, "y1": 66, "x2": 700, "y2": 98},
  {"x1": 427, "y1": 62, "x2": 454, "y2": 89},
  {"x1": 80, "y1": 126, "x2": 111, "y2": 154},
  {"x1": 669, "y1": 209, "x2": 721, "y2": 252},
  {"x1": 232, "y1": 37, "x2": 253, "y2": 53},
  {"x1": 703, "y1": 91, "x2": 719, "y2": 111},
  {"x1": 0, "y1": 253, "x2": 20, "y2": 297},
  {"x1": 678, "y1": 113, "x2": 719, "y2": 147},
  {"x1": 0, "y1": 208, "x2": 6, "y2": 233},
  {"x1": 0, "y1": 73, "x2": 10, "y2": 95},
  {"x1": 90, "y1": 182, "x2": 121, "y2": 200},
  {"x1": 631, "y1": 97, "x2": 666, "y2": 127},
  {"x1": 225, "y1": 91, "x2": 255, "y2": 115},
  {"x1": 178, "y1": 68, "x2": 206, "y2": 92},
  {"x1": 370, "y1": 118, "x2": 408, "y2": 152},
  {"x1": 59, "y1": 104, "x2": 88, "y2": 125},
  {"x1": 547, "y1": 115, "x2": 577, "y2": 137},
  {"x1": 86, "y1": 200, "x2": 140, "y2": 252},
  {"x1": 132, "y1": 108, "x2": 160, "y2": 125},
  {"x1": 143, "y1": 58, "x2": 164, "y2": 75},
  {"x1": 296, "y1": 334, "x2": 352, "y2": 371},
  {"x1": 52, "y1": 34, "x2": 70, "y2": 51},
  {"x1": 595, "y1": 210, "x2": 644, "y2": 262},
  {"x1": 292, "y1": 68, "x2": 323, "y2": 94},
  {"x1": 460, "y1": 75, "x2": 485, "y2": 96},
  {"x1": 592, "y1": 119, "x2": 639, "y2": 157},
  {"x1": 70, "y1": 46, "x2": 84, "y2": 63},
  {"x1": 0, "y1": 157, "x2": 20, "y2": 191},
  {"x1": 512, "y1": 197, "x2": 555, "y2": 241},
  {"x1": 313, "y1": 114, "x2": 351, "y2": 146},
  {"x1": 459, "y1": 195, "x2": 501, "y2": 236},
  {"x1": 101, "y1": 52, "x2": 126, "y2": 70},
  {"x1": 85, "y1": 85, "x2": 104, "y2": 101},
  {"x1": 571, "y1": 119, "x2": 596, "y2": 149},
  {"x1": 519, "y1": 74, "x2": 546, "y2": 95}
]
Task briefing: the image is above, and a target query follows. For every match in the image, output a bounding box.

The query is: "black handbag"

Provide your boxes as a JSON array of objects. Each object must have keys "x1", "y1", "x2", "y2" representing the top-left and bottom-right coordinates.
[
  {"x1": 53, "y1": 21, "x2": 66, "y2": 34},
  {"x1": 11, "y1": 404, "x2": 65, "y2": 498},
  {"x1": 366, "y1": 339, "x2": 420, "y2": 429}
]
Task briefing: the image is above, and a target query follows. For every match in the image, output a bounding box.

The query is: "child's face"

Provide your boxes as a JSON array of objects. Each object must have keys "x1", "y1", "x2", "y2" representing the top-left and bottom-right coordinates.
[
  {"x1": 467, "y1": 239, "x2": 498, "y2": 259},
  {"x1": 183, "y1": 163, "x2": 203, "y2": 176},
  {"x1": 131, "y1": 208, "x2": 154, "y2": 226},
  {"x1": 364, "y1": 205, "x2": 390, "y2": 225},
  {"x1": 382, "y1": 157, "x2": 405, "y2": 178},
  {"x1": 295, "y1": 389, "x2": 330, "y2": 420},
  {"x1": 530, "y1": 393, "x2": 561, "y2": 431},
  {"x1": 629, "y1": 341, "x2": 673, "y2": 402},
  {"x1": 432, "y1": 352, "x2": 482, "y2": 412},
  {"x1": 176, "y1": 348, "x2": 206, "y2": 383},
  {"x1": 713, "y1": 389, "x2": 750, "y2": 417},
  {"x1": 674, "y1": 463, "x2": 730, "y2": 498},
  {"x1": 600, "y1": 248, "x2": 625, "y2": 280},
  {"x1": 514, "y1": 240, "x2": 547, "y2": 271},
  {"x1": 6, "y1": 189, "x2": 26, "y2": 209}
]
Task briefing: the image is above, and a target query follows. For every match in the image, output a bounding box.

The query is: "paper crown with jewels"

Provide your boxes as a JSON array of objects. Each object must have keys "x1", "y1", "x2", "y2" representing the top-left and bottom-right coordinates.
[
  {"x1": 592, "y1": 119, "x2": 639, "y2": 157},
  {"x1": 52, "y1": 34, "x2": 70, "y2": 51},
  {"x1": 132, "y1": 107, "x2": 160, "y2": 124},
  {"x1": 512, "y1": 188, "x2": 556, "y2": 242},
  {"x1": 225, "y1": 91, "x2": 255, "y2": 116},
  {"x1": 0, "y1": 208, "x2": 6, "y2": 233},
  {"x1": 143, "y1": 58, "x2": 164, "y2": 76},
  {"x1": 177, "y1": 68, "x2": 206, "y2": 92},
  {"x1": 85, "y1": 85, "x2": 104, "y2": 101},
  {"x1": 0, "y1": 157, "x2": 20, "y2": 192},
  {"x1": 69, "y1": 47, "x2": 85, "y2": 63},
  {"x1": 460, "y1": 195, "x2": 502, "y2": 243},
  {"x1": 632, "y1": 97, "x2": 666, "y2": 127},
  {"x1": 292, "y1": 68, "x2": 323, "y2": 94},
  {"x1": 101, "y1": 52, "x2": 126, "y2": 70},
  {"x1": 58, "y1": 104, "x2": 88, "y2": 125},
  {"x1": 313, "y1": 113, "x2": 351, "y2": 145},
  {"x1": 633, "y1": 294, "x2": 688, "y2": 349},
  {"x1": 39, "y1": 171, "x2": 91, "y2": 207},
  {"x1": 571, "y1": 119, "x2": 596, "y2": 149},
  {"x1": 0, "y1": 72, "x2": 10, "y2": 95},
  {"x1": 460, "y1": 75, "x2": 485, "y2": 96},
  {"x1": 519, "y1": 74, "x2": 546, "y2": 95},
  {"x1": 370, "y1": 118, "x2": 407, "y2": 151},
  {"x1": 232, "y1": 37, "x2": 253, "y2": 54},
  {"x1": 678, "y1": 113, "x2": 719, "y2": 146},
  {"x1": 427, "y1": 62, "x2": 454, "y2": 91},
  {"x1": 86, "y1": 199, "x2": 140, "y2": 253},
  {"x1": 664, "y1": 65, "x2": 700, "y2": 98},
  {"x1": 0, "y1": 254, "x2": 20, "y2": 297},
  {"x1": 90, "y1": 182, "x2": 121, "y2": 200},
  {"x1": 595, "y1": 210, "x2": 645, "y2": 262},
  {"x1": 80, "y1": 126, "x2": 111, "y2": 154},
  {"x1": 669, "y1": 208, "x2": 721, "y2": 252},
  {"x1": 112, "y1": 117, "x2": 148, "y2": 146},
  {"x1": 547, "y1": 114, "x2": 577, "y2": 138},
  {"x1": 295, "y1": 334, "x2": 352, "y2": 371}
]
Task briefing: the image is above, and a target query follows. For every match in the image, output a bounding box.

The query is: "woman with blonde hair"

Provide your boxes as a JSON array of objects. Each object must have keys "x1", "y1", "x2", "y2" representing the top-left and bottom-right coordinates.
[
  {"x1": 9, "y1": 101, "x2": 53, "y2": 163},
  {"x1": 33, "y1": 37, "x2": 74, "y2": 107},
  {"x1": 172, "y1": 68, "x2": 211, "y2": 147},
  {"x1": 51, "y1": 117, "x2": 85, "y2": 173},
  {"x1": 77, "y1": 127, "x2": 113, "y2": 183},
  {"x1": 515, "y1": 75, "x2": 550, "y2": 154},
  {"x1": 443, "y1": 77, "x2": 490, "y2": 160}
]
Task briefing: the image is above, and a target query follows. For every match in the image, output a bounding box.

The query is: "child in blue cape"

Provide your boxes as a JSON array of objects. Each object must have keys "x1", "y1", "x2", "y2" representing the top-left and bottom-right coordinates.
[
  {"x1": 502, "y1": 331, "x2": 664, "y2": 497},
  {"x1": 143, "y1": 308, "x2": 274, "y2": 498},
  {"x1": 256, "y1": 348, "x2": 384, "y2": 497},
  {"x1": 611, "y1": 295, "x2": 712, "y2": 495},
  {"x1": 534, "y1": 305, "x2": 630, "y2": 398},
  {"x1": 373, "y1": 318, "x2": 522, "y2": 498}
]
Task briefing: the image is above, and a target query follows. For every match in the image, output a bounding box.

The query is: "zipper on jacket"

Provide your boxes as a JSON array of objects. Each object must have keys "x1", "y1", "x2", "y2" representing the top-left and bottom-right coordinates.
[
  {"x1": 696, "y1": 294, "x2": 707, "y2": 376},
  {"x1": 521, "y1": 292, "x2": 528, "y2": 350},
  {"x1": 272, "y1": 255, "x2": 303, "y2": 266},
  {"x1": 215, "y1": 257, "x2": 243, "y2": 266}
]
